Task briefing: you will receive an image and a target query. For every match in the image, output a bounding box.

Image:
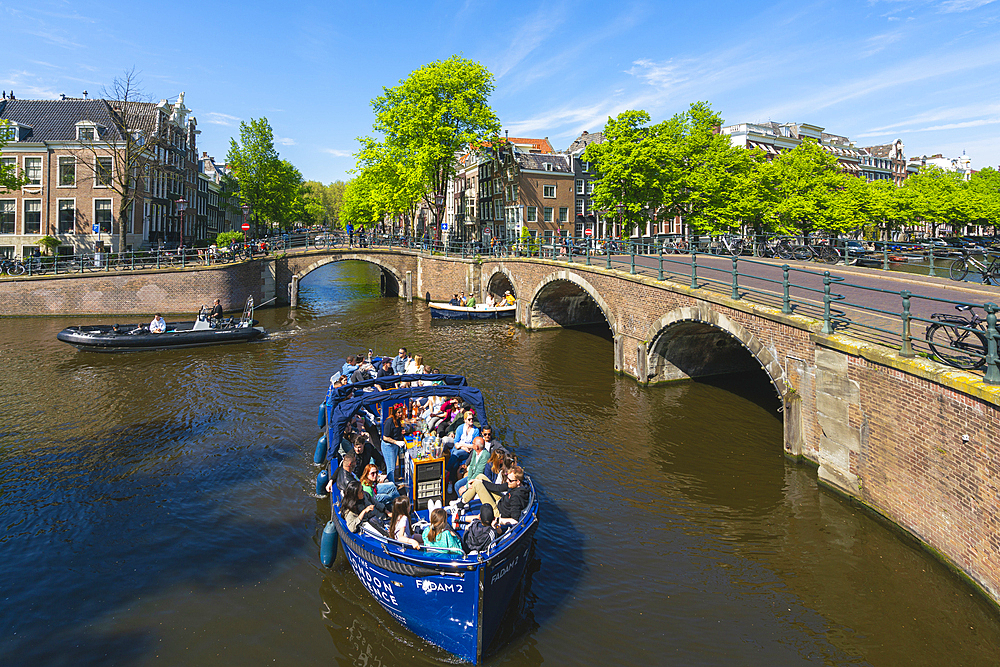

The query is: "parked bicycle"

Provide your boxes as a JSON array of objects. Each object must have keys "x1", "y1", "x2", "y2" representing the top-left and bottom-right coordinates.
[
  {"x1": 925, "y1": 304, "x2": 990, "y2": 370},
  {"x1": 803, "y1": 239, "x2": 841, "y2": 264},
  {"x1": 0, "y1": 257, "x2": 26, "y2": 276},
  {"x1": 717, "y1": 234, "x2": 746, "y2": 257},
  {"x1": 948, "y1": 251, "x2": 1000, "y2": 285}
]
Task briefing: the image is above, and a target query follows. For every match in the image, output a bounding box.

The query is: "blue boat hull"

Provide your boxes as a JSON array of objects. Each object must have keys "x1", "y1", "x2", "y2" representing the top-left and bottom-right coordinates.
[
  {"x1": 331, "y1": 487, "x2": 537, "y2": 663},
  {"x1": 429, "y1": 303, "x2": 516, "y2": 320}
]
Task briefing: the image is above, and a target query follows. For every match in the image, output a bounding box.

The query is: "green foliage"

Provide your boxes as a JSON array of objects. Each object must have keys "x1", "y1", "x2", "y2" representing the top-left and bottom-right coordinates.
[
  {"x1": 367, "y1": 55, "x2": 500, "y2": 222},
  {"x1": 302, "y1": 180, "x2": 347, "y2": 228},
  {"x1": 0, "y1": 121, "x2": 29, "y2": 192},
  {"x1": 35, "y1": 235, "x2": 62, "y2": 254},
  {"x1": 215, "y1": 231, "x2": 245, "y2": 247}
]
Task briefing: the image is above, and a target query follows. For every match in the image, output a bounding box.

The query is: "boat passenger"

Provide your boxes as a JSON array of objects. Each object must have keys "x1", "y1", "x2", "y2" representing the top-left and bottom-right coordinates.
[
  {"x1": 459, "y1": 291, "x2": 467, "y2": 306},
  {"x1": 392, "y1": 347, "x2": 409, "y2": 375},
  {"x1": 350, "y1": 360, "x2": 376, "y2": 384},
  {"x1": 447, "y1": 411, "x2": 480, "y2": 487},
  {"x1": 376, "y1": 358, "x2": 395, "y2": 380},
  {"x1": 381, "y1": 403, "x2": 407, "y2": 483},
  {"x1": 389, "y1": 497, "x2": 422, "y2": 548},
  {"x1": 405, "y1": 354, "x2": 423, "y2": 375},
  {"x1": 485, "y1": 293, "x2": 496, "y2": 308},
  {"x1": 341, "y1": 480, "x2": 382, "y2": 533},
  {"x1": 342, "y1": 355, "x2": 360, "y2": 377},
  {"x1": 504, "y1": 291, "x2": 515, "y2": 306},
  {"x1": 209, "y1": 299, "x2": 224, "y2": 323},
  {"x1": 455, "y1": 436, "x2": 489, "y2": 498},
  {"x1": 481, "y1": 426, "x2": 495, "y2": 452},
  {"x1": 449, "y1": 294, "x2": 461, "y2": 306},
  {"x1": 464, "y1": 292, "x2": 476, "y2": 308},
  {"x1": 461, "y1": 504, "x2": 504, "y2": 554},
  {"x1": 422, "y1": 508, "x2": 463, "y2": 554},
  {"x1": 453, "y1": 450, "x2": 510, "y2": 507},
  {"x1": 496, "y1": 467, "x2": 530, "y2": 525},
  {"x1": 361, "y1": 463, "x2": 401, "y2": 505},
  {"x1": 333, "y1": 452, "x2": 360, "y2": 496},
  {"x1": 150, "y1": 314, "x2": 166, "y2": 334},
  {"x1": 340, "y1": 432, "x2": 385, "y2": 473}
]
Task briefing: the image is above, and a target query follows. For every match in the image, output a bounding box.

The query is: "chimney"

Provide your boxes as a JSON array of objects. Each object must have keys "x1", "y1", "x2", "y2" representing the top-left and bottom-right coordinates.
[
  {"x1": 82, "y1": 90, "x2": 88, "y2": 99},
  {"x1": 60, "y1": 93, "x2": 66, "y2": 101}
]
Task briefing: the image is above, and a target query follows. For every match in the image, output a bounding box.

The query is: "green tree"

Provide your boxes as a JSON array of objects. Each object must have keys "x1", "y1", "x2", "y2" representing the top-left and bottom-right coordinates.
[
  {"x1": 369, "y1": 55, "x2": 500, "y2": 228},
  {"x1": 768, "y1": 139, "x2": 852, "y2": 236},
  {"x1": 898, "y1": 166, "x2": 966, "y2": 237},
  {"x1": 227, "y1": 117, "x2": 305, "y2": 235},
  {"x1": 966, "y1": 168, "x2": 1000, "y2": 232}
]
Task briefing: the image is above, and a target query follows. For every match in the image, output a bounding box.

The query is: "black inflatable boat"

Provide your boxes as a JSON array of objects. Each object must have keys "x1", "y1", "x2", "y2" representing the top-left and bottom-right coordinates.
[{"x1": 57, "y1": 297, "x2": 266, "y2": 352}]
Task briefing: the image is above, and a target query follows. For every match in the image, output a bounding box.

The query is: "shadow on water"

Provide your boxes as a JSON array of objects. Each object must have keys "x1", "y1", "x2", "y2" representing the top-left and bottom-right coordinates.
[{"x1": 0, "y1": 416, "x2": 307, "y2": 666}]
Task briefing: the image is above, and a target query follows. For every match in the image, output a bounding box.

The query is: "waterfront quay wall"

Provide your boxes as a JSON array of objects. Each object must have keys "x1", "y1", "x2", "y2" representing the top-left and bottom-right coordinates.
[
  {"x1": 287, "y1": 250, "x2": 1000, "y2": 606},
  {"x1": 0, "y1": 260, "x2": 276, "y2": 316}
]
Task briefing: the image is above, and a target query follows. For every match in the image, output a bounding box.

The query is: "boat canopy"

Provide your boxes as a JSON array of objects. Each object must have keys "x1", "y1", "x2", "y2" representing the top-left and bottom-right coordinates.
[
  {"x1": 328, "y1": 373, "x2": 468, "y2": 407},
  {"x1": 329, "y1": 385, "x2": 489, "y2": 438}
]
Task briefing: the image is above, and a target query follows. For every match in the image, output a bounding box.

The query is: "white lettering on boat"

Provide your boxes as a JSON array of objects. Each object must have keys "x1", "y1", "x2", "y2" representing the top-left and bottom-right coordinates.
[
  {"x1": 416, "y1": 579, "x2": 465, "y2": 594},
  {"x1": 490, "y1": 556, "x2": 519, "y2": 585},
  {"x1": 346, "y1": 549, "x2": 398, "y2": 606}
]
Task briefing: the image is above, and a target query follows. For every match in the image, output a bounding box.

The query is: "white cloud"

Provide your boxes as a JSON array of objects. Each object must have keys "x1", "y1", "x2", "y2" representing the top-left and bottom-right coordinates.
[
  {"x1": 940, "y1": 0, "x2": 997, "y2": 12},
  {"x1": 0, "y1": 71, "x2": 61, "y2": 99},
  {"x1": 275, "y1": 136, "x2": 296, "y2": 146},
  {"x1": 203, "y1": 112, "x2": 241, "y2": 126},
  {"x1": 322, "y1": 148, "x2": 351, "y2": 157}
]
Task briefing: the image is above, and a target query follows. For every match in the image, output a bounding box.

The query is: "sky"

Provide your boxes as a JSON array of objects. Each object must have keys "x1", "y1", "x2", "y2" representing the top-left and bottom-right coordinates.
[{"x1": 2, "y1": 0, "x2": 999, "y2": 184}]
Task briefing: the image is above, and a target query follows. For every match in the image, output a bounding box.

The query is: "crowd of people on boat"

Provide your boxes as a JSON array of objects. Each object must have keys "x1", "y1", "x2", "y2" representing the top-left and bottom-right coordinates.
[
  {"x1": 325, "y1": 346, "x2": 530, "y2": 555},
  {"x1": 446, "y1": 290, "x2": 515, "y2": 309}
]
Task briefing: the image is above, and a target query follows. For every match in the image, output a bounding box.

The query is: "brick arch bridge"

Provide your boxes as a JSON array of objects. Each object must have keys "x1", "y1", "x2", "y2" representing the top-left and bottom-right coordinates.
[{"x1": 278, "y1": 247, "x2": 1000, "y2": 607}]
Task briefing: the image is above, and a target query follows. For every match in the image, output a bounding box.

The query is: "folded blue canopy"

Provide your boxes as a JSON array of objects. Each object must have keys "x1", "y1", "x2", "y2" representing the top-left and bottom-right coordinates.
[
  {"x1": 328, "y1": 384, "x2": 489, "y2": 440},
  {"x1": 327, "y1": 373, "x2": 468, "y2": 408}
]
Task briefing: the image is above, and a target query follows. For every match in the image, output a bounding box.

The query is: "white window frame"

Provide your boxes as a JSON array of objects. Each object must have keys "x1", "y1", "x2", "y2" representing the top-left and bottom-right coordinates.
[
  {"x1": 577, "y1": 198, "x2": 585, "y2": 214},
  {"x1": 95, "y1": 156, "x2": 113, "y2": 188},
  {"x1": 543, "y1": 185, "x2": 556, "y2": 198},
  {"x1": 94, "y1": 198, "x2": 114, "y2": 234},
  {"x1": 0, "y1": 199, "x2": 15, "y2": 235},
  {"x1": 76, "y1": 121, "x2": 98, "y2": 142},
  {"x1": 23, "y1": 156, "x2": 43, "y2": 187},
  {"x1": 57, "y1": 198, "x2": 76, "y2": 234},
  {"x1": 58, "y1": 156, "x2": 76, "y2": 187},
  {"x1": 581, "y1": 161, "x2": 590, "y2": 172},
  {"x1": 586, "y1": 181, "x2": 594, "y2": 194},
  {"x1": 543, "y1": 207, "x2": 553, "y2": 223},
  {"x1": 23, "y1": 199, "x2": 42, "y2": 235},
  {"x1": 526, "y1": 206, "x2": 537, "y2": 223},
  {"x1": 558, "y1": 207, "x2": 568, "y2": 223},
  {"x1": 576, "y1": 179, "x2": 584, "y2": 194}
]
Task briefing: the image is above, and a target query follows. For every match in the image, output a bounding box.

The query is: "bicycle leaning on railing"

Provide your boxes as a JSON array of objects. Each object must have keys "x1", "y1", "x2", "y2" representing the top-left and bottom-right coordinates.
[
  {"x1": 925, "y1": 304, "x2": 990, "y2": 369},
  {"x1": 948, "y1": 251, "x2": 1000, "y2": 285},
  {"x1": 0, "y1": 257, "x2": 26, "y2": 276}
]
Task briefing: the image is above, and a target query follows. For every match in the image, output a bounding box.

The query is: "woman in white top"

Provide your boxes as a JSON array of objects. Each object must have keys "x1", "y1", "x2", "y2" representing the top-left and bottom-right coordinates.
[
  {"x1": 389, "y1": 497, "x2": 421, "y2": 548},
  {"x1": 404, "y1": 354, "x2": 423, "y2": 375}
]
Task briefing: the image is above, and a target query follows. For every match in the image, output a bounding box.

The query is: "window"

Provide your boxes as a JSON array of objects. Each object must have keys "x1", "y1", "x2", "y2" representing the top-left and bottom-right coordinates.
[
  {"x1": 577, "y1": 198, "x2": 585, "y2": 214},
  {"x1": 96, "y1": 157, "x2": 113, "y2": 187},
  {"x1": 544, "y1": 163, "x2": 552, "y2": 172},
  {"x1": 0, "y1": 127, "x2": 15, "y2": 142},
  {"x1": 576, "y1": 179, "x2": 584, "y2": 194},
  {"x1": 543, "y1": 207, "x2": 553, "y2": 222},
  {"x1": 1, "y1": 156, "x2": 14, "y2": 173},
  {"x1": 543, "y1": 185, "x2": 556, "y2": 198},
  {"x1": 58, "y1": 200, "x2": 75, "y2": 234},
  {"x1": 59, "y1": 157, "x2": 76, "y2": 186},
  {"x1": 526, "y1": 206, "x2": 537, "y2": 222},
  {"x1": 586, "y1": 181, "x2": 594, "y2": 194},
  {"x1": 581, "y1": 161, "x2": 590, "y2": 172},
  {"x1": 544, "y1": 230, "x2": 553, "y2": 245},
  {"x1": 0, "y1": 200, "x2": 14, "y2": 234},
  {"x1": 0, "y1": 246, "x2": 14, "y2": 258},
  {"x1": 24, "y1": 157, "x2": 42, "y2": 185},
  {"x1": 24, "y1": 200, "x2": 41, "y2": 234},
  {"x1": 559, "y1": 207, "x2": 568, "y2": 223},
  {"x1": 78, "y1": 127, "x2": 95, "y2": 141},
  {"x1": 508, "y1": 184, "x2": 518, "y2": 200},
  {"x1": 95, "y1": 199, "x2": 113, "y2": 234}
]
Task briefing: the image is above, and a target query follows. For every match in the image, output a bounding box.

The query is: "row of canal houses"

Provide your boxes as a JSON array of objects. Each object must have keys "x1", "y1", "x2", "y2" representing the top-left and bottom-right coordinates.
[
  {"x1": 0, "y1": 91, "x2": 237, "y2": 258},
  {"x1": 430, "y1": 122, "x2": 928, "y2": 246}
]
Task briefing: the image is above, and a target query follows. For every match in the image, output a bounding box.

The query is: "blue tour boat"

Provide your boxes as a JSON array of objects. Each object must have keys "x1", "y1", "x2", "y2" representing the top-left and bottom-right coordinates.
[{"x1": 314, "y1": 378, "x2": 538, "y2": 664}]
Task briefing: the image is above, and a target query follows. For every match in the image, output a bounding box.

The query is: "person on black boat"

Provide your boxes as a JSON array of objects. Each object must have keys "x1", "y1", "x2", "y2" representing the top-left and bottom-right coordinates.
[
  {"x1": 150, "y1": 314, "x2": 166, "y2": 334},
  {"x1": 208, "y1": 299, "x2": 224, "y2": 324}
]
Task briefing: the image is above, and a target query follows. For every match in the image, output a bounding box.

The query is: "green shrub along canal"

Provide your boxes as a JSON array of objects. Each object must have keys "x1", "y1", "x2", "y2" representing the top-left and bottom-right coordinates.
[{"x1": 2, "y1": 259, "x2": 999, "y2": 666}]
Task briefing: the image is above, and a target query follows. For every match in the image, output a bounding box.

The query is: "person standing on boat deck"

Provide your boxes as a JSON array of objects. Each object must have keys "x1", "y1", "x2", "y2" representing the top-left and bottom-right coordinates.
[
  {"x1": 381, "y1": 403, "x2": 406, "y2": 483},
  {"x1": 422, "y1": 508, "x2": 463, "y2": 554},
  {"x1": 392, "y1": 348, "x2": 408, "y2": 375},
  {"x1": 455, "y1": 436, "x2": 489, "y2": 498},
  {"x1": 149, "y1": 314, "x2": 166, "y2": 334},
  {"x1": 208, "y1": 299, "x2": 224, "y2": 323}
]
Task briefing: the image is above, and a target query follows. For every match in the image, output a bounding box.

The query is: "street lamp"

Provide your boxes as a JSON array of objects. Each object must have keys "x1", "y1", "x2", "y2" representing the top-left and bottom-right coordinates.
[
  {"x1": 176, "y1": 198, "x2": 187, "y2": 247},
  {"x1": 435, "y1": 193, "x2": 444, "y2": 241},
  {"x1": 241, "y1": 204, "x2": 250, "y2": 236}
]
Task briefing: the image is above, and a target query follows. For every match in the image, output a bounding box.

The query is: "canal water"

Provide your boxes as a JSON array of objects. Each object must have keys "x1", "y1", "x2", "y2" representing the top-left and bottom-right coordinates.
[{"x1": 2, "y1": 260, "x2": 999, "y2": 666}]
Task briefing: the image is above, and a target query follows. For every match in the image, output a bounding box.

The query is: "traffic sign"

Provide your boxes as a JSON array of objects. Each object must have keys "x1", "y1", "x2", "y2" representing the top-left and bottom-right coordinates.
[
  {"x1": 584, "y1": 228, "x2": 593, "y2": 237},
  {"x1": 441, "y1": 222, "x2": 448, "y2": 231},
  {"x1": 92, "y1": 223, "x2": 101, "y2": 234},
  {"x1": 483, "y1": 227, "x2": 491, "y2": 238},
  {"x1": 241, "y1": 223, "x2": 250, "y2": 231}
]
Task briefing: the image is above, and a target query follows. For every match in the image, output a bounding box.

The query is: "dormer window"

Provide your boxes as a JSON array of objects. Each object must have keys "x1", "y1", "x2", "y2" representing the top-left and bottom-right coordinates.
[
  {"x1": 0, "y1": 126, "x2": 15, "y2": 142},
  {"x1": 544, "y1": 162, "x2": 553, "y2": 172},
  {"x1": 76, "y1": 121, "x2": 99, "y2": 142}
]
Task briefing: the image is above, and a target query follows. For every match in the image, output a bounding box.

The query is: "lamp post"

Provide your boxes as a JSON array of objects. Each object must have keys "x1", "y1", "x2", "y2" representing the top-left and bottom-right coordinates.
[
  {"x1": 241, "y1": 204, "x2": 250, "y2": 236},
  {"x1": 175, "y1": 198, "x2": 188, "y2": 247},
  {"x1": 435, "y1": 193, "x2": 444, "y2": 242}
]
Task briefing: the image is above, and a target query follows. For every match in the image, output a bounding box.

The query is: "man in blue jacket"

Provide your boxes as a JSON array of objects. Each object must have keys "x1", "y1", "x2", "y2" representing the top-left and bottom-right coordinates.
[{"x1": 392, "y1": 347, "x2": 408, "y2": 375}]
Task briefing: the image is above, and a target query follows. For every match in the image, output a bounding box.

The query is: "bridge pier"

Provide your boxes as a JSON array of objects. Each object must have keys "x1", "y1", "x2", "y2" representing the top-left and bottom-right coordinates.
[{"x1": 289, "y1": 275, "x2": 299, "y2": 308}]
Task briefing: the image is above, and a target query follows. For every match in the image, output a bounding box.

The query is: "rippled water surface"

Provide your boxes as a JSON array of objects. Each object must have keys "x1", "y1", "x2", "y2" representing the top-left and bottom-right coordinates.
[{"x1": 2, "y1": 260, "x2": 1000, "y2": 666}]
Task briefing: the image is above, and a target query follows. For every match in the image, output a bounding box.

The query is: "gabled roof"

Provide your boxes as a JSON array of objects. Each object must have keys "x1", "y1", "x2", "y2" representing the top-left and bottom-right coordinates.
[
  {"x1": 506, "y1": 136, "x2": 554, "y2": 153},
  {"x1": 566, "y1": 130, "x2": 604, "y2": 154},
  {"x1": 0, "y1": 98, "x2": 124, "y2": 141},
  {"x1": 516, "y1": 152, "x2": 571, "y2": 173}
]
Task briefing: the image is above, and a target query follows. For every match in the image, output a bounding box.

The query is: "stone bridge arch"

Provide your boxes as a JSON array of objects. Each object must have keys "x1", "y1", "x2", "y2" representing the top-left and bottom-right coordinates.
[
  {"x1": 485, "y1": 266, "x2": 517, "y2": 300},
  {"x1": 288, "y1": 253, "x2": 405, "y2": 305},
  {"x1": 527, "y1": 269, "x2": 616, "y2": 331},
  {"x1": 643, "y1": 305, "x2": 787, "y2": 400}
]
